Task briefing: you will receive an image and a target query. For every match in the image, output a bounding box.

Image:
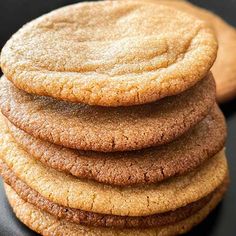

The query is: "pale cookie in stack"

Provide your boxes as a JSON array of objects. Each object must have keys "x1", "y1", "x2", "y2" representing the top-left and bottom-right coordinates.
[
  {"x1": 134, "y1": 0, "x2": 236, "y2": 102},
  {"x1": 0, "y1": 1, "x2": 229, "y2": 236}
]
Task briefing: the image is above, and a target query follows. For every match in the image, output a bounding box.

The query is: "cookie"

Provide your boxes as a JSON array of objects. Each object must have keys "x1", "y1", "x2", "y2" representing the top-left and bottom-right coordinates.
[
  {"x1": 0, "y1": 74, "x2": 216, "y2": 152},
  {"x1": 0, "y1": 112, "x2": 228, "y2": 216},
  {"x1": 0, "y1": 1, "x2": 217, "y2": 106},
  {"x1": 0, "y1": 160, "x2": 216, "y2": 228},
  {"x1": 5, "y1": 180, "x2": 227, "y2": 235},
  {"x1": 7, "y1": 104, "x2": 226, "y2": 186},
  {"x1": 141, "y1": 0, "x2": 236, "y2": 102}
]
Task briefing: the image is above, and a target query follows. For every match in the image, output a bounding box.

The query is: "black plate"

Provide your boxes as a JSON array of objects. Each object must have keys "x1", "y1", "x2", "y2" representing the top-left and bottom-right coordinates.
[{"x1": 0, "y1": 1, "x2": 236, "y2": 236}]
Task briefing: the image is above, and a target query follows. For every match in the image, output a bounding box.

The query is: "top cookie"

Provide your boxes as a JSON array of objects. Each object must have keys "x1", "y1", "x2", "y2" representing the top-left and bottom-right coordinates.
[
  {"x1": 145, "y1": 0, "x2": 236, "y2": 102},
  {"x1": 0, "y1": 1, "x2": 217, "y2": 106}
]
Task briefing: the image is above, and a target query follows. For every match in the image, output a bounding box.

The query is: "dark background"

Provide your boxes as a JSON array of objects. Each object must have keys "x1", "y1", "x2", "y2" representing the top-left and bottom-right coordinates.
[{"x1": 0, "y1": 1, "x2": 235, "y2": 236}]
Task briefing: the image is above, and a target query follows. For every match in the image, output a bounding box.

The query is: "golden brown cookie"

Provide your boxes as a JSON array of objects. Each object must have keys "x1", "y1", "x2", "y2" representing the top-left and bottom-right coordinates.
[
  {"x1": 0, "y1": 75, "x2": 216, "y2": 152},
  {"x1": 5, "y1": 181, "x2": 227, "y2": 235},
  {"x1": 0, "y1": 112, "x2": 228, "y2": 216},
  {"x1": 0, "y1": 1, "x2": 217, "y2": 106},
  {"x1": 0, "y1": 160, "x2": 215, "y2": 228},
  {"x1": 6, "y1": 104, "x2": 226, "y2": 186},
  {"x1": 140, "y1": 0, "x2": 236, "y2": 102}
]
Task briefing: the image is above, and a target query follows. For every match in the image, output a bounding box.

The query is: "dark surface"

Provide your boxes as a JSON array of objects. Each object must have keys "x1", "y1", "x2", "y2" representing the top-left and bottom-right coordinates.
[{"x1": 0, "y1": 1, "x2": 235, "y2": 236}]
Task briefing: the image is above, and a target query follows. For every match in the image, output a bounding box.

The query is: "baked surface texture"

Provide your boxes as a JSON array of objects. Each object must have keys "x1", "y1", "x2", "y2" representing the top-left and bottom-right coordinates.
[
  {"x1": 5, "y1": 181, "x2": 227, "y2": 235},
  {"x1": 0, "y1": 113, "x2": 228, "y2": 216},
  {"x1": 0, "y1": 160, "x2": 217, "y2": 229},
  {"x1": 0, "y1": 1, "x2": 217, "y2": 106},
  {"x1": 6, "y1": 104, "x2": 226, "y2": 186},
  {"x1": 143, "y1": 0, "x2": 236, "y2": 102},
  {"x1": 0, "y1": 75, "x2": 216, "y2": 152}
]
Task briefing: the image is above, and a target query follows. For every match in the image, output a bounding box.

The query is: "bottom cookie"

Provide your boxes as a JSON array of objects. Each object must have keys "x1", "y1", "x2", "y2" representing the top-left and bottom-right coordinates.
[{"x1": 5, "y1": 181, "x2": 227, "y2": 236}]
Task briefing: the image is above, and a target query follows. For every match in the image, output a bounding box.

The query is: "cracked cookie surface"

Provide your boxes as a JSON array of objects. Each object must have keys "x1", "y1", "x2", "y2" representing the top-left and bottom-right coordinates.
[
  {"x1": 5, "y1": 181, "x2": 227, "y2": 235},
  {"x1": 0, "y1": 160, "x2": 215, "y2": 228},
  {"x1": 0, "y1": 112, "x2": 228, "y2": 216},
  {"x1": 6, "y1": 104, "x2": 226, "y2": 186},
  {"x1": 0, "y1": 1, "x2": 217, "y2": 106},
  {"x1": 141, "y1": 0, "x2": 236, "y2": 102},
  {"x1": 0, "y1": 75, "x2": 216, "y2": 152}
]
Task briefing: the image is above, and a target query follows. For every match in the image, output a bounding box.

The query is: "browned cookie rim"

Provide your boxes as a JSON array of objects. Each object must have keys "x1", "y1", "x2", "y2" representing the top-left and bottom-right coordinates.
[
  {"x1": 0, "y1": 1, "x2": 217, "y2": 107},
  {"x1": 4, "y1": 179, "x2": 228, "y2": 236},
  {"x1": 0, "y1": 159, "x2": 218, "y2": 229},
  {"x1": 0, "y1": 74, "x2": 215, "y2": 153},
  {"x1": 6, "y1": 104, "x2": 226, "y2": 186},
  {"x1": 151, "y1": 0, "x2": 236, "y2": 103}
]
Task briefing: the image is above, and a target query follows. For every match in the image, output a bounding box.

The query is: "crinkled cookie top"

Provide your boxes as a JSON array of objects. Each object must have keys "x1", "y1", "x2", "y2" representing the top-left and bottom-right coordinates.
[{"x1": 0, "y1": 1, "x2": 217, "y2": 106}]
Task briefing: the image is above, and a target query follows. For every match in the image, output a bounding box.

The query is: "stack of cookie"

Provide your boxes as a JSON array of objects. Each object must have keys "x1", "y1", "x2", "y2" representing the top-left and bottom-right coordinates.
[{"x1": 0, "y1": 1, "x2": 229, "y2": 235}]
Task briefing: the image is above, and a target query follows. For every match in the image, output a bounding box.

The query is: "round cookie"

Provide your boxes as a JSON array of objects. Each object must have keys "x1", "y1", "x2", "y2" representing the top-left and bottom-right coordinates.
[
  {"x1": 7, "y1": 104, "x2": 226, "y2": 186},
  {"x1": 5, "y1": 181, "x2": 227, "y2": 236},
  {"x1": 0, "y1": 160, "x2": 214, "y2": 228},
  {"x1": 141, "y1": 0, "x2": 236, "y2": 102},
  {"x1": 0, "y1": 113, "x2": 228, "y2": 216},
  {"x1": 0, "y1": 74, "x2": 216, "y2": 152},
  {"x1": 0, "y1": 1, "x2": 217, "y2": 106}
]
